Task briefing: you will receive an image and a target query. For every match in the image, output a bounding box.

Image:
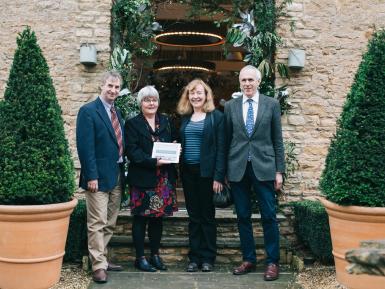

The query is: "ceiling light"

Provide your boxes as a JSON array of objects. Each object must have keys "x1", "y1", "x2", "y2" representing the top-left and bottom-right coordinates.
[
  {"x1": 153, "y1": 22, "x2": 225, "y2": 47},
  {"x1": 153, "y1": 60, "x2": 216, "y2": 72}
]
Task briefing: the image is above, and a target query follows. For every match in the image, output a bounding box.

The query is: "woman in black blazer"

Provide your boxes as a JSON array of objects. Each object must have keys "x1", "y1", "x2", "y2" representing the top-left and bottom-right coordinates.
[
  {"x1": 177, "y1": 79, "x2": 225, "y2": 272},
  {"x1": 125, "y1": 85, "x2": 178, "y2": 272}
]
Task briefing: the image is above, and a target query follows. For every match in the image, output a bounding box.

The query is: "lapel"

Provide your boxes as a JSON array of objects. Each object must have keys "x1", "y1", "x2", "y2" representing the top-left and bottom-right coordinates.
[
  {"x1": 134, "y1": 114, "x2": 153, "y2": 141},
  {"x1": 180, "y1": 115, "x2": 189, "y2": 144},
  {"x1": 95, "y1": 98, "x2": 118, "y2": 144},
  {"x1": 234, "y1": 97, "x2": 248, "y2": 137},
  {"x1": 203, "y1": 112, "x2": 210, "y2": 133},
  {"x1": 157, "y1": 114, "x2": 169, "y2": 136},
  {"x1": 251, "y1": 94, "x2": 267, "y2": 136}
]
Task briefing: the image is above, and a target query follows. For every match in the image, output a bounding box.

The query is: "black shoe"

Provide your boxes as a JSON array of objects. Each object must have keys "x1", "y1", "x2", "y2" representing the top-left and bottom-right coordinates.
[
  {"x1": 150, "y1": 255, "x2": 167, "y2": 271},
  {"x1": 186, "y1": 262, "x2": 199, "y2": 272},
  {"x1": 201, "y1": 263, "x2": 213, "y2": 272},
  {"x1": 134, "y1": 257, "x2": 157, "y2": 272}
]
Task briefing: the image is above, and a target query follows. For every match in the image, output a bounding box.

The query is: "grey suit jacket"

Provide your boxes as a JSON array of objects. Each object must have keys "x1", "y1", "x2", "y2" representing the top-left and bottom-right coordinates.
[{"x1": 224, "y1": 94, "x2": 285, "y2": 182}]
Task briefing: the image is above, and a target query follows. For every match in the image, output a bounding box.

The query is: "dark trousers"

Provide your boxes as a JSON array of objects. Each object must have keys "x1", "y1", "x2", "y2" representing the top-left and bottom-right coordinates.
[
  {"x1": 230, "y1": 162, "x2": 280, "y2": 264},
  {"x1": 182, "y1": 163, "x2": 217, "y2": 265},
  {"x1": 132, "y1": 215, "x2": 163, "y2": 259}
]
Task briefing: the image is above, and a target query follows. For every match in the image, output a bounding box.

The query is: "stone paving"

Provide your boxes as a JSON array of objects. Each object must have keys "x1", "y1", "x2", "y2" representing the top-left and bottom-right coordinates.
[{"x1": 88, "y1": 265, "x2": 297, "y2": 289}]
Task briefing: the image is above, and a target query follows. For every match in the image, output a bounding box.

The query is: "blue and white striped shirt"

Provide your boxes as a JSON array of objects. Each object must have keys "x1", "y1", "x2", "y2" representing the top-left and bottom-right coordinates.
[{"x1": 183, "y1": 119, "x2": 205, "y2": 164}]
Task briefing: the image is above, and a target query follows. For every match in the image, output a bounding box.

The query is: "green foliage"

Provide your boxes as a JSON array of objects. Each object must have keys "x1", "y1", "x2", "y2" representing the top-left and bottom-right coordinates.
[
  {"x1": 111, "y1": 0, "x2": 159, "y2": 118},
  {"x1": 292, "y1": 200, "x2": 333, "y2": 263},
  {"x1": 64, "y1": 199, "x2": 88, "y2": 262},
  {"x1": 109, "y1": 46, "x2": 140, "y2": 119},
  {"x1": 225, "y1": 3, "x2": 291, "y2": 96},
  {"x1": 180, "y1": 0, "x2": 292, "y2": 109},
  {"x1": 0, "y1": 27, "x2": 75, "y2": 205},
  {"x1": 111, "y1": 0, "x2": 157, "y2": 57},
  {"x1": 284, "y1": 140, "x2": 298, "y2": 178},
  {"x1": 319, "y1": 30, "x2": 385, "y2": 207}
]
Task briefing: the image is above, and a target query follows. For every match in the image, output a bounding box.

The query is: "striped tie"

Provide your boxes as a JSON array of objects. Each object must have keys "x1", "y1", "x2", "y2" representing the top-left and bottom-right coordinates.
[{"x1": 110, "y1": 106, "x2": 123, "y2": 157}]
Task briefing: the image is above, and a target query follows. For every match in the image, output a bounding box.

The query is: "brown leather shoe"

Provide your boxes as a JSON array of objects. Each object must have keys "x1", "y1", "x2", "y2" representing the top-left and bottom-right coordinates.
[
  {"x1": 107, "y1": 262, "x2": 123, "y2": 271},
  {"x1": 92, "y1": 268, "x2": 108, "y2": 283},
  {"x1": 233, "y1": 261, "x2": 256, "y2": 275},
  {"x1": 264, "y1": 263, "x2": 279, "y2": 281}
]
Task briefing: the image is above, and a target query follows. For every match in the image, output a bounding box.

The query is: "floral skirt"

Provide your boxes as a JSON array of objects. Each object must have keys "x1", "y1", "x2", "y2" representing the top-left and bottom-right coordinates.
[{"x1": 130, "y1": 167, "x2": 178, "y2": 217}]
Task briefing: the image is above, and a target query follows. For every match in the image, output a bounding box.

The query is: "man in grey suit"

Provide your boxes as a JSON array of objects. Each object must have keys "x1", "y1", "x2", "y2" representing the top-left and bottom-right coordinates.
[{"x1": 224, "y1": 65, "x2": 285, "y2": 280}]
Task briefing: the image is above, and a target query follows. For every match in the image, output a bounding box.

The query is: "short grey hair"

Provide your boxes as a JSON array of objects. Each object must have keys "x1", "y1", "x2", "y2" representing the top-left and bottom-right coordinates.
[
  {"x1": 137, "y1": 85, "x2": 160, "y2": 106},
  {"x1": 239, "y1": 65, "x2": 262, "y2": 81},
  {"x1": 101, "y1": 70, "x2": 122, "y2": 86}
]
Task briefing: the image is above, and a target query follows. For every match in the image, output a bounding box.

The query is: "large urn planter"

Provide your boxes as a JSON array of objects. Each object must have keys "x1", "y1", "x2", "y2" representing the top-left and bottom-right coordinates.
[
  {"x1": 0, "y1": 198, "x2": 78, "y2": 289},
  {"x1": 320, "y1": 198, "x2": 385, "y2": 289}
]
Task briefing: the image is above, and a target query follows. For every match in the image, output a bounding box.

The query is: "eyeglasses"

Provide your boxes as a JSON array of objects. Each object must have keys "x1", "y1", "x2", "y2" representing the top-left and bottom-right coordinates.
[{"x1": 143, "y1": 98, "x2": 158, "y2": 103}]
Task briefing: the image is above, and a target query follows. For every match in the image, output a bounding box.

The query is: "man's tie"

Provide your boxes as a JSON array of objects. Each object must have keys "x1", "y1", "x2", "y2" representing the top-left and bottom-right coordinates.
[
  {"x1": 245, "y1": 99, "x2": 254, "y2": 161},
  {"x1": 110, "y1": 106, "x2": 123, "y2": 157},
  {"x1": 245, "y1": 99, "x2": 254, "y2": 137}
]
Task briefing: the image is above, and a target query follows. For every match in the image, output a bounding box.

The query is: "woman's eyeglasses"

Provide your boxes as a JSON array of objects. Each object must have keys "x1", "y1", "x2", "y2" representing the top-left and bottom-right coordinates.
[{"x1": 143, "y1": 98, "x2": 158, "y2": 103}]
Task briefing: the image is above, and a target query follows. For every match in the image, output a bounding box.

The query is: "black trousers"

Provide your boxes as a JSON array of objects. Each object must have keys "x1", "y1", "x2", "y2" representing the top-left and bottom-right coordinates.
[
  {"x1": 132, "y1": 215, "x2": 163, "y2": 259},
  {"x1": 182, "y1": 163, "x2": 217, "y2": 264}
]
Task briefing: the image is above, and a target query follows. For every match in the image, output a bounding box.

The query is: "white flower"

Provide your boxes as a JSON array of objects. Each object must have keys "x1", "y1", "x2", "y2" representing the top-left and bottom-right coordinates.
[{"x1": 119, "y1": 88, "x2": 130, "y2": 96}]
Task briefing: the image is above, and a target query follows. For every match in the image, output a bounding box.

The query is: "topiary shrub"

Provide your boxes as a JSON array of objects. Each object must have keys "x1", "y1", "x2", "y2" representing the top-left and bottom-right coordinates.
[
  {"x1": 292, "y1": 200, "x2": 333, "y2": 263},
  {"x1": 320, "y1": 30, "x2": 385, "y2": 207},
  {"x1": 0, "y1": 27, "x2": 75, "y2": 205},
  {"x1": 64, "y1": 199, "x2": 88, "y2": 262}
]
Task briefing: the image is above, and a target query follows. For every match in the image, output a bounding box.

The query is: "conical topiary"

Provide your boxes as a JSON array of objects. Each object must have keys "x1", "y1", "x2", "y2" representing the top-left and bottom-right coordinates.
[
  {"x1": 0, "y1": 27, "x2": 75, "y2": 205},
  {"x1": 320, "y1": 30, "x2": 385, "y2": 207}
]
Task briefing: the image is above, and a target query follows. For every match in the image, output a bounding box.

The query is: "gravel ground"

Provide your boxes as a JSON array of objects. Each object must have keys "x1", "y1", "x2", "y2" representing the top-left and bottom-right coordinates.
[
  {"x1": 295, "y1": 263, "x2": 346, "y2": 289},
  {"x1": 50, "y1": 262, "x2": 345, "y2": 289},
  {"x1": 50, "y1": 264, "x2": 91, "y2": 289}
]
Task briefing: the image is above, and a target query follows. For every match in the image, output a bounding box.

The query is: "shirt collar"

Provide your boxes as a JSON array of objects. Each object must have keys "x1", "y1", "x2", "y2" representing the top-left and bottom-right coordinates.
[
  {"x1": 99, "y1": 96, "x2": 113, "y2": 111},
  {"x1": 242, "y1": 91, "x2": 259, "y2": 104}
]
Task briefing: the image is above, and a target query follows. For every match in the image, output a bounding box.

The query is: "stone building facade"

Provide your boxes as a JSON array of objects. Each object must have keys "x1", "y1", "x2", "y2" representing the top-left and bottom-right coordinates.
[
  {"x1": 1, "y1": 0, "x2": 384, "y2": 203},
  {"x1": 277, "y1": 0, "x2": 385, "y2": 200}
]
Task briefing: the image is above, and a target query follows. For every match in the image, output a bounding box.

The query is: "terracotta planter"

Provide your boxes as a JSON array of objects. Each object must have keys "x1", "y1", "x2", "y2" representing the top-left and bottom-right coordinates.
[
  {"x1": 0, "y1": 198, "x2": 78, "y2": 289},
  {"x1": 320, "y1": 198, "x2": 385, "y2": 289}
]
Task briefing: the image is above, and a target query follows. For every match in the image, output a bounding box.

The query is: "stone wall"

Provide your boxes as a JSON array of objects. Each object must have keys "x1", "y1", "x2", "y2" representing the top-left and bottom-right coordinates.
[
  {"x1": 277, "y1": 0, "x2": 385, "y2": 201},
  {"x1": 1, "y1": 0, "x2": 385, "y2": 200},
  {"x1": 0, "y1": 0, "x2": 112, "y2": 173}
]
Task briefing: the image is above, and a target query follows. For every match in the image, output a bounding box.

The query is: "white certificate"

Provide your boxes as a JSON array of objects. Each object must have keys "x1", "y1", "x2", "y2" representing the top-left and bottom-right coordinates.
[{"x1": 151, "y1": 142, "x2": 181, "y2": 163}]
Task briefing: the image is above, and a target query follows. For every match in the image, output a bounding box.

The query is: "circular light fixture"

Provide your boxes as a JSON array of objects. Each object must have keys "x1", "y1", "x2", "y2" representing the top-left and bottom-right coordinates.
[
  {"x1": 153, "y1": 22, "x2": 225, "y2": 47},
  {"x1": 153, "y1": 60, "x2": 216, "y2": 72}
]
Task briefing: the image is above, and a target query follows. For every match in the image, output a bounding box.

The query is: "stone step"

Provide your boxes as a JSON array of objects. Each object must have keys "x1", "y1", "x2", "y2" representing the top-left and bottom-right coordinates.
[
  {"x1": 109, "y1": 209, "x2": 292, "y2": 265},
  {"x1": 114, "y1": 208, "x2": 287, "y2": 239},
  {"x1": 110, "y1": 235, "x2": 290, "y2": 249},
  {"x1": 88, "y1": 269, "x2": 297, "y2": 289}
]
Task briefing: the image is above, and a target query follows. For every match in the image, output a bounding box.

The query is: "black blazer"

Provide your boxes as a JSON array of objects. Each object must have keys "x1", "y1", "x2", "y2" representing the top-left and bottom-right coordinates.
[
  {"x1": 124, "y1": 113, "x2": 178, "y2": 188},
  {"x1": 179, "y1": 109, "x2": 225, "y2": 182}
]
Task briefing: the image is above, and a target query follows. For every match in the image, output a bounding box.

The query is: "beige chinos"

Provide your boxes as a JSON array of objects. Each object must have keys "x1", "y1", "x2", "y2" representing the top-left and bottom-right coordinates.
[{"x1": 86, "y1": 179, "x2": 121, "y2": 271}]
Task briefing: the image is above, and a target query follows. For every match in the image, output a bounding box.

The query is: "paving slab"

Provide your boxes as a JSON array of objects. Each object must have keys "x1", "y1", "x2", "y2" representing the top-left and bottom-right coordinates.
[{"x1": 88, "y1": 266, "x2": 296, "y2": 289}]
